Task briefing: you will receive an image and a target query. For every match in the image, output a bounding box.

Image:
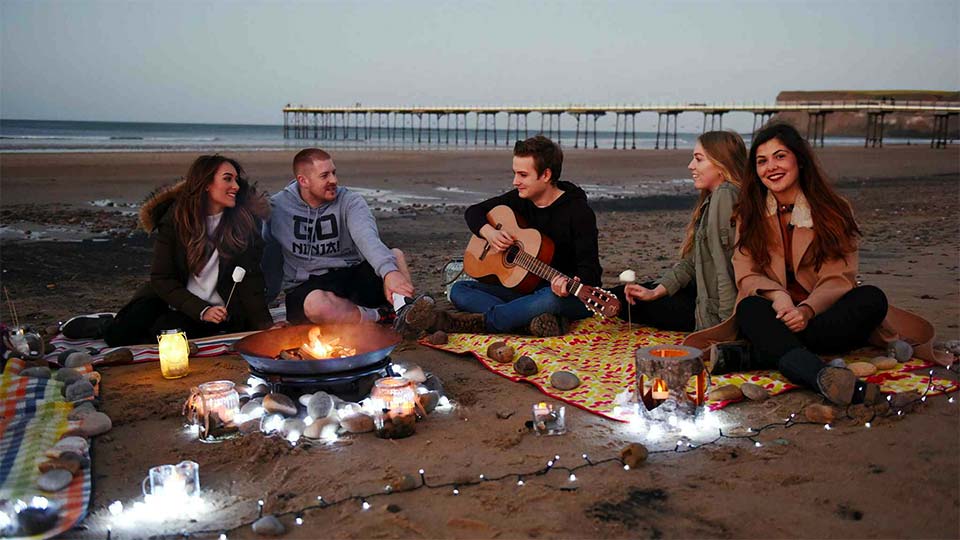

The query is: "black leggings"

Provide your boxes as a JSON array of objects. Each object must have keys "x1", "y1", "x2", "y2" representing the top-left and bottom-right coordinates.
[
  {"x1": 104, "y1": 296, "x2": 245, "y2": 347},
  {"x1": 609, "y1": 281, "x2": 696, "y2": 332},
  {"x1": 735, "y1": 286, "x2": 888, "y2": 390}
]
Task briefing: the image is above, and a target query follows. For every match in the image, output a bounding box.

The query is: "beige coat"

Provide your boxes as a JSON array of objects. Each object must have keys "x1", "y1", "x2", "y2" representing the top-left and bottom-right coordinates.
[{"x1": 684, "y1": 192, "x2": 948, "y2": 365}]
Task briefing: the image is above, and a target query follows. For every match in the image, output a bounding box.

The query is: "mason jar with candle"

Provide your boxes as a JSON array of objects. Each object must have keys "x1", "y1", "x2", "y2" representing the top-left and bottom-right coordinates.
[
  {"x1": 531, "y1": 402, "x2": 566, "y2": 435},
  {"x1": 158, "y1": 329, "x2": 190, "y2": 379},
  {"x1": 371, "y1": 377, "x2": 418, "y2": 439},
  {"x1": 196, "y1": 380, "x2": 240, "y2": 442}
]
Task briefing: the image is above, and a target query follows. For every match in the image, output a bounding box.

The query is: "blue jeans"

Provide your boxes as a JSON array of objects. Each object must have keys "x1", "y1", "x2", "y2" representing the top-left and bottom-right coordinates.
[{"x1": 450, "y1": 280, "x2": 592, "y2": 333}]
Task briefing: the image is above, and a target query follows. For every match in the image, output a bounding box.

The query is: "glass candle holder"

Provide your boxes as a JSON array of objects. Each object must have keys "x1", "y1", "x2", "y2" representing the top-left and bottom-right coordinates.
[
  {"x1": 370, "y1": 377, "x2": 417, "y2": 411},
  {"x1": 157, "y1": 329, "x2": 189, "y2": 379},
  {"x1": 141, "y1": 460, "x2": 200, "y2": 499},
  {"x1": 197, "y1": 380, "x2": 240, "y2": 442},
  {"x1": 373, "y1": 403, "x2": 417, "y2": 439},
  {"x1": 532, "y1": 402, "x2": 566, "y2": 436}
]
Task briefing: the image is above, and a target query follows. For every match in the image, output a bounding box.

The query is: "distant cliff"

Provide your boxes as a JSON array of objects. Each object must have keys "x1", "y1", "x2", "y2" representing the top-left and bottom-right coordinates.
[{"x1": 773, "y1": 90, "x2": 959, "y2": 137}]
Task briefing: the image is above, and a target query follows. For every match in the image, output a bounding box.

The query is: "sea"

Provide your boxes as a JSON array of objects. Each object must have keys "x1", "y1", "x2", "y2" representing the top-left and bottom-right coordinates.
[{"x1": 0, "y1": 119, "x2": 919, "y2": 153}]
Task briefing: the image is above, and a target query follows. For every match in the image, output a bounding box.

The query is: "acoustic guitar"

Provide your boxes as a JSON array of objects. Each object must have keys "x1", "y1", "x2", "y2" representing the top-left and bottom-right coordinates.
[{"x1": 462, "y1": 205, "x2": 621, "y2": 318}]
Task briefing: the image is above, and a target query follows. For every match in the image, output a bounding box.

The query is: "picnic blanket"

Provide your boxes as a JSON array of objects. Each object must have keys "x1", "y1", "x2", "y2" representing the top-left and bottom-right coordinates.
[
  {"x1": 42, "y1": 306, "x2": 287, "y2": 367},
  {"x1": 421, "y1": 317, "x2": 958, "y2": 421},
  {"x1": 1, "y1": 358, "x2": 93, "y2": 539}
]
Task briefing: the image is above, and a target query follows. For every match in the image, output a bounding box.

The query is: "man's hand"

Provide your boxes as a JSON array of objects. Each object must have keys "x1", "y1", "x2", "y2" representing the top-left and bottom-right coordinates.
[
  {"x1": 383, "y1": 270, "x2": 415, "y2": 302},
  {"x1": 480, "y1": 224, "x2": 515, "y2": 253},
  {"x1": 624, "y1": 283, "x2": 666, "y2": 304},
  {"x1": 550, "y1": 275, "x2": 572, "y2": 297},
  {"x1": 201, "y1": 306, "x2": 228, "y2": 324}
]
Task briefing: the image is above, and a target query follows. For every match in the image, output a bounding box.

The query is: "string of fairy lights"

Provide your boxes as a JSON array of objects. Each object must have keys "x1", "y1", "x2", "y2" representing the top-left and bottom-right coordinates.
[{"x1": 100, "y1": 365, "x2": 958, "y2": 540}]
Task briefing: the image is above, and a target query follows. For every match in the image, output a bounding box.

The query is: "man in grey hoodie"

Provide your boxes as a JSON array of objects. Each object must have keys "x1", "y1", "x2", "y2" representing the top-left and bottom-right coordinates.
[{"x1": 263, "y1": 148, "x2": 415, "y2": 325}]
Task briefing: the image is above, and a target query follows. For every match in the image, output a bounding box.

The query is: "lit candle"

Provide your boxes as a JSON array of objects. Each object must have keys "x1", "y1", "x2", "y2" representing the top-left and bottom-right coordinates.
[
  {"x1": 157, "y1": 329, "x2": 189, "y2": 379},
  {"x1": 651, "y1": 379, "x2": 669, "y2": 400}
]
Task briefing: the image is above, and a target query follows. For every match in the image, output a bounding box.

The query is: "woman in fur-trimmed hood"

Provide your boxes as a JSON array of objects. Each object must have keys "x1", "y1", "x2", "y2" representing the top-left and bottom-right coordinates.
[{"x1": 99, "y1": 155, "x2": 274, "y2": 346}]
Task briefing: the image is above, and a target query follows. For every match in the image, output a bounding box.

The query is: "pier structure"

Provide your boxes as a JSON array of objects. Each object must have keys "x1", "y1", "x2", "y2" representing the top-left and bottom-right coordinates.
[{"x1": 283, "y1": 101, "x2": 960, "y2": 149}]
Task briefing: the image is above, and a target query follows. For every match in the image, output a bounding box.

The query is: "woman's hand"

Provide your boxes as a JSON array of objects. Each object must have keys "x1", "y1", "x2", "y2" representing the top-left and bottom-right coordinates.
[
  {"x1": 201, "y1": 306, "x2": 228, "y2": 324},
  {"x1": 779, "y1": 304, "x2": 813, "y2": 333},
  {"x1": 480, "y1": 224, "x2": 515, "y2": 253},
  {"x1": 624, "y1": 283, "x2": 665, "y2": 304}
]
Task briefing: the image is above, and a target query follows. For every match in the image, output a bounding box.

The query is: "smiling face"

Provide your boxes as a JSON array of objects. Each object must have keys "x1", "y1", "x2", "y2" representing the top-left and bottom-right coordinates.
[
  {"x1": 512, "y1": 155, "x2": 552, "y2": 202},
  {"x1": 297, "y1": 158, "x2": 339, "y2": 207},
  {"x1": 205, "y1": 162, "x2": 240, "y2": 215},
  {"x1": 688, "y1": 141, "x2": 726, "y2": 192},
  {"x1": 755, "y1": 137, "x2": 801, "y2": 203}
]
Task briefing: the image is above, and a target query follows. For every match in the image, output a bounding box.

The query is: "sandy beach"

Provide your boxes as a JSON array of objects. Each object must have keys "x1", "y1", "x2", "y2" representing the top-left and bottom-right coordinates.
[{"x1": 1, "y1": 147, "x2": 958, "y2": 539}]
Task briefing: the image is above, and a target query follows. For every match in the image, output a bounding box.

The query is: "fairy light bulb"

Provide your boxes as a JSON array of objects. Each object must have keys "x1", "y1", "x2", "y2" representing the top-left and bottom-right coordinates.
[
  {"x1": 479, "y1": 474, "x2": 485, "y2": 480},
  {"x1": 865, "y1": 422, "x2": 872, "y2": 428},
  {"x1": 295, "y1": 516, "x2": 303, "y2": 526},
  {"x1": 824, "y1": 424, "x2": 832, "y2": 430},
  {"x1": 568, "y1": 474, "x2": 577, "y2": 482},
  {"x1": 452, "y1": 487, "x2": 460, "y2": 496},
  {"x1": 219, "y1": 535, "x2": 227, "y2": 540},
  {"x1": 361, "y1": 500, "x2": 371, "y2": 511},
  {"x1": 623, "y1": 464, "x2": 630, "y2": 471},
  {"x1": 517, "y1": 477, "x2": 524, "y2": 486},
  {"x1": 949, "y1": 397, "x2": 955, "y2": 404},
  {"x1": 754, "y1": 441, "x2": 762, "y2": 448},
  {"x1": 547, "y1": 460, "x2": 554, "y2": 468}
]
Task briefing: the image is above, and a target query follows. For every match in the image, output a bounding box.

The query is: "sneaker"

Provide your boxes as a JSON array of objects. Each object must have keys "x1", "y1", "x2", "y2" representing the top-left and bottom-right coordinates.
[
  {"x1": 816, "y1": 367, "x2": 857, "y2": 406},
  {"x1": 60, "y1": 313, "x2": 115, "y2": 340},
  {"x1": 397, "y1": 295, "x2": 438, "y2": 334},
  {"x1": 529, "y1": 313, "x2": 565, "y2": 337}
]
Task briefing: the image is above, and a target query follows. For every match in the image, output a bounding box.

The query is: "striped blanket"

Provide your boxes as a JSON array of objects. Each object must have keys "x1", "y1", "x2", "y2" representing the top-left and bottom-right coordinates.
[
  {"x1": 421, "y1": 317, "x2": 958, "y2": 420},
  {"x1": 1, "y1": 359, "x2": 93, "y2": 539}
]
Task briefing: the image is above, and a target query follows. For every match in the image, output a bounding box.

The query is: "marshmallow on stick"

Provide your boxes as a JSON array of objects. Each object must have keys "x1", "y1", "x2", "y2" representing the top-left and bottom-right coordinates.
[
  {"x1": 224, "y1": 266, "x2": 246, "y2": 310},
  {"x1": 618, "y1": 270, "x2": 636, "y2": 329}
]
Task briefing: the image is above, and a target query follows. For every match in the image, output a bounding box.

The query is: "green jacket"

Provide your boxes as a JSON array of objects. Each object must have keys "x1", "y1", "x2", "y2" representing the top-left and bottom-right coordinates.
[{"x1": 658, "y1": 182, "x2": 739, "y2": 330}]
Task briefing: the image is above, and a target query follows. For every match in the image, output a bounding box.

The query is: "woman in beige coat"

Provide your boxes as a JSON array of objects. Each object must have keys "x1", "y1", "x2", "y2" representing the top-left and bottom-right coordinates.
[{"x1": 685, "y1": 123, "x2": 943, "y2": 406}]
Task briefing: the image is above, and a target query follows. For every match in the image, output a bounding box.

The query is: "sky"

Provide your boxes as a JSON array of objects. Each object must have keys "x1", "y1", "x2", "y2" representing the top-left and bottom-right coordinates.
[{"x1": 1, "y1": 0, "x2": 958, "y2": 129}]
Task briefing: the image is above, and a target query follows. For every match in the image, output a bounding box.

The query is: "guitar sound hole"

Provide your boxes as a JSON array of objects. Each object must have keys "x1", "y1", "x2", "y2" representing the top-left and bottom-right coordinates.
[{"x1": 504, "y1": 244, "x2": 522, "y2": 267}]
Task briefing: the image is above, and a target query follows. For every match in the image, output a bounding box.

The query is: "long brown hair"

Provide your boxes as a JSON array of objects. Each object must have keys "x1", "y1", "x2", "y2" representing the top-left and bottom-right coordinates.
[
  {"x1": 736, "y1": 123, "x2": 860, "y2": 270},
  {"x1": 680, "y1": 131, "x2": 747, "y2": 256},
  {"x1": 173, "y1": 155, "x2": 259, "y2": 275}
]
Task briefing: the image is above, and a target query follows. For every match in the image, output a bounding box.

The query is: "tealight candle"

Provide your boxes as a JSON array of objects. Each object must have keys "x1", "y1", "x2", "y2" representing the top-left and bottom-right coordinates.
[
  {"x1": 531, "y1": 402, "x2": 566, "y2": 436},
  {"x1": 157, "y1": 329, "x2": 189, "y2": 379},
  {"x1": 651, "y1": 379, "x2": 669, "y2": 401}
]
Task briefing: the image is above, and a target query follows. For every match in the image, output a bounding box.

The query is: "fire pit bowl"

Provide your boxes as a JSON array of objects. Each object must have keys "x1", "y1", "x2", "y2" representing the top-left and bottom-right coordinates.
[{"x1": 234, "y1": 323, "x2": 401, "y2": 375}]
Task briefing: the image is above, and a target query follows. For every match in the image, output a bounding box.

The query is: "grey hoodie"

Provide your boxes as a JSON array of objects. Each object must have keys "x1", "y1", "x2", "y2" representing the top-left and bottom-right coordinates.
[{"x1": 262, "y1": 181, "x2": 399, "y2": 298}]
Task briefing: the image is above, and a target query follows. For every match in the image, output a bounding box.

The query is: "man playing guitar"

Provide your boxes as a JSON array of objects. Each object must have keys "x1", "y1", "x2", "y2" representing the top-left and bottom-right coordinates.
[{"x1": 405, "y1": 135, "x2": 604, "y2": 336}]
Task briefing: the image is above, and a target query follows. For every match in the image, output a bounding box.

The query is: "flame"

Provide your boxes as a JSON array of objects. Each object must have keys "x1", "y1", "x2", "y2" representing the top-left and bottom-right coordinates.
[
  {"x1": 299, "y1": 326, "x2": 355, "y2": 359},
  {"x1": 653, "y1": 379, "x2": 667, "y2": 393}
]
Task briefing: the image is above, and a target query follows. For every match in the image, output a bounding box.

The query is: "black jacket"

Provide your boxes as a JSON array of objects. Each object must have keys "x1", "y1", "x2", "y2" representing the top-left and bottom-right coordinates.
[
  {"x1": 464, "y1": 181, "x2": 603, "y2": 286},
  {"x1": 132, "y1": 182, "x2": 273, "y2": 331}
]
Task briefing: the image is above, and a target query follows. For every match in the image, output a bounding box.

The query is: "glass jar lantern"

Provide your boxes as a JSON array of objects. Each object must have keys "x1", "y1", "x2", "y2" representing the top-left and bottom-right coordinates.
[{"x1": 157, "y1": 329, "x2": 189, "y2": 379}]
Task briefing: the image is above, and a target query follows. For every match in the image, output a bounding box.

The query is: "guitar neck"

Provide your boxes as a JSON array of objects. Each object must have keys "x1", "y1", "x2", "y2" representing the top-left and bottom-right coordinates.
[{"x1": 513, "y1": 250, "x2": 568, "y2": 284}]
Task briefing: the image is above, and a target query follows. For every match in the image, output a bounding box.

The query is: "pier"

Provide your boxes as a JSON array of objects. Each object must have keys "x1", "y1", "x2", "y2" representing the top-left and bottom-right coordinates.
[{"x1": 283, "y1": 101, "x2": 960, "y2": 149}]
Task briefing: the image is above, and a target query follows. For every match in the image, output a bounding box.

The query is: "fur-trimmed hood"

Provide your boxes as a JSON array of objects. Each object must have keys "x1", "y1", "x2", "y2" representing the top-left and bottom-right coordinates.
[{"x1": 138, "y1": 180, "x2": 271, "y2": 233}]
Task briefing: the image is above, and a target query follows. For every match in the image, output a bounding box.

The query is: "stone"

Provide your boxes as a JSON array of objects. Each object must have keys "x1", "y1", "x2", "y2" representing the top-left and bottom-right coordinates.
[
  {"x1": 848, "y1": 362, "x2": 877, "y2": 377},
  {"x1": 262, "y1": 393, "x2": 298, "y2": 416},
  {"x1": 710, "y1": 384, "x2": 744, "y2": 402},
  {"x1": 298, "y1": 393, "x2": 313, "y2": 407},
  {"x1": 68, "y1": 401, "x2": 97, "y2": 421},
  {"x1": 513, "y1": 355, "x2": 538, "y2": 376},
  {"x1": 740, "y1": 383, "x2": 769, "y2": 402},
  {"x1": 249, "y1": 384, "x2": 270, "y2": 398},
  {"x1": 54, "y1": 367, "x2": 83, "y2": 385},
  {"x1": 486, "y1": 342, "x2": 515, "y2": 364},
  {"x1": 869, "y1": 356, "x2": 898, "y2": 371},
  {"x1": 56, "y1": 348, "x2": 82, "y2": 364},
  {"x1": 60, "y1": 450, "x2": 89, "y2": 469},
  {"x1": 78, "y1": 412, "x2": 112, "y2": 437},
  {"x1": 339, "y1": 412, "x2": 374, "y2": 433},
  {"x1": 240, "y1": 398, "x2": 264, "y2": 417},
  {"x1": 303, "y1": 416, "x2": 338, "y2": 439},
  {"x1": 44, "y1": 324, "x2": 61, "y2": 337},
  {"x1": 307, "y1": 392, "x2": 335, "y2": 420},
  {"x1": 620, "y1": 443, "x2": 649, "y2": 468},
  {"x1": 419, "y1": 391, "x2": 440, "y2": 414},
  {"x1": 550, "y1": 371, "x2": 580, "y2": 390},
  {"x1": 20, "y1": 366, "x2": 52, "y2": 379},
  {"x1": 189, "y1": 341, "x2": 199, "y2": 357},
  {"x1": 403, "y1": 365, "x2": 427, "y2": 383},
  {"x1": 36, "y1": 469, "x2": 73, "y2": 492},
  {"x1": 39, "y1": 453, "x2": 83, "y2": 476},
  {"x1": 427, "y1": 330, "x2": 448, "y2": 345},
  {"x1": 389, "y1": 473, "x2": 419, "y2": 492},
  {"x1": 423, "y1": 374, "x2": 445, "y2": 395},
  {"x1": 50, "y1": 436, "x2": 88, "y2": 456},
  {"x1": 63, "y1": 352, "x2": 93, "y2": 368},
  {"x1": 16, "y1": 505, "x2": 60, "y2": 536},
  {"x1": 103, "y1": 347, "x2": 134, "y2": 364},
  {"x1": 65, "y1": 379, "x2": 95, "y2": 401},
  {"x1": 282, "y1": 418, "x2": 306, "y2": 439},
  {"x1": 887, "y1": 340, "x2": 913, "y2": 362},
  {"x1": 804, "y1": 403, "x2": 836, "y2": 424},
  {"x1": 251, "y1": 514, "x2": 285, "y2": 536}
]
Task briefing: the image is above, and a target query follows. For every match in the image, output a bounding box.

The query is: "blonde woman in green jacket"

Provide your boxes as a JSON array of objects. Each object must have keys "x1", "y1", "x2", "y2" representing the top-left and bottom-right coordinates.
[{"x1": 612, "y1": 131, "x2": 745, "y2": 331}]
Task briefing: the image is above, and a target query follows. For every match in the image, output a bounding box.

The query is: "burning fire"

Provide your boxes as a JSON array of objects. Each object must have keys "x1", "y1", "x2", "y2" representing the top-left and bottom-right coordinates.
[{"x1": 299, "y1": 327, "x2": 357, "y2": 360}]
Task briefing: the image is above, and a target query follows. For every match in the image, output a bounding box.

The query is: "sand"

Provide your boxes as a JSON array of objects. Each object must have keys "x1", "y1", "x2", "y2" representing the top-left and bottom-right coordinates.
[{"x1": 1, "y1": 147, "x2": 958, "y2": 539}]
